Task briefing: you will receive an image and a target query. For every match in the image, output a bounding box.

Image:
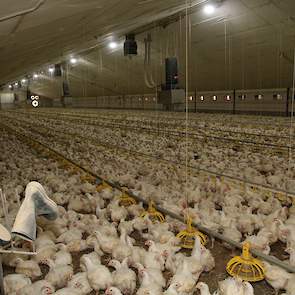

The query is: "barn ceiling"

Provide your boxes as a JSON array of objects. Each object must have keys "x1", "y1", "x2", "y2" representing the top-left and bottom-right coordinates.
[{"x1": 0, "y1": 0, "x2": 295, "y2": 94}]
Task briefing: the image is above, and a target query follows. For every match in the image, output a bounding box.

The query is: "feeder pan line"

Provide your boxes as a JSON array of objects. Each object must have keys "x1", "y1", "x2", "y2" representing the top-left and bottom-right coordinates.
[
  {"x1": 16, "y1": 110, "x2": 294, "y2": 151},
  {"x1": 125, "y1": 191, "x2": 295, "y2": 274},
  {"x1": 3, "y1": 116, "x2": 294, "y2": 200},
  {"x1": 7, "y1": 112, "x2": 293, "y2": 153},
  {"x1": 1, "y1": 122, "x2": 295, "y2": 273}
]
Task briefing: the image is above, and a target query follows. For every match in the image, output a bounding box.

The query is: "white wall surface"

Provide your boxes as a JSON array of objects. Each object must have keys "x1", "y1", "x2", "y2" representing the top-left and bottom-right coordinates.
[{"x1": 0, "y1": 92, "x2": 15, "y2": 104}]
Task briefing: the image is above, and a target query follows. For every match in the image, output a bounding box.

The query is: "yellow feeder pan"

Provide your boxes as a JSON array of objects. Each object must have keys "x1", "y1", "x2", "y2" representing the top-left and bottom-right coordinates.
[
  {"x1": 176, "y1": 216, "x2": 207, "y2": 249},
  {"x1": 96, "y1": 181, "x2": 112, "y2": 192},
  {"x1": 58, "y1": 159, "x2": 71, "y2": 170},
  {"x1": 80, "y1": 175, "x2": 96, "y2": 184},
  {"x1": 226, "y1": 242, "x2": 265, "y2": 282},
  {"x1": 119, "y1": 189, "x2": 136, "y2": 207},
  {"x1": 140, "y1": 200, "x2": 165, "y2": 223}
]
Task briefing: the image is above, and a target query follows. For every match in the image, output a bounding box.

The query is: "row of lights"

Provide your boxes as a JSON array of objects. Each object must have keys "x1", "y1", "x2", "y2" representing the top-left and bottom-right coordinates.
[
  {"x1": 138, "y1": 97, "x2": 156, "y2": 101},
  {"x1": 5, "y1": 2, "x2": 215, "y2": 90},
  {"x1": 7, "y1": 57, "x2": 79, "y2": 89},
  {"x1": 196, "y1": 94, "x2": 283, "y2": 101},
  {"x1": 193, "y1": 95, "x2": 232, "y2": 101},
  {"x1": 6, "y1": 42, "x2": 121, "y2": 89}
]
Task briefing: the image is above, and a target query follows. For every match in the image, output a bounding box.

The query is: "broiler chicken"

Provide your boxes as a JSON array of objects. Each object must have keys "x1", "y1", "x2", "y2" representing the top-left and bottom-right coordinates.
[
  {"x1": 14, "y1": 257, "x2": 42, "y2": 279},
  {"x1": 164, "y1": 282, "x2": 183, "y2": 295},
  {"x1": 264, "y1": 261, "x2": 293, "y2": 294},
  {"x1": 112, "y1": 228, "x2": 133, "y2": 261},
  {"x1": 94, "y1": 230, "x2": 119, "y2": 254},
  {"x1": 170, "y1": 259, "x2": 196, "y2": 295},
  {"x1": 137, "y1": 268, "x2": 163, "y2": 295},
  {"x1": 83, "y1": 256, "x2": 113, "y2": 292},
  {"x1": 4, "y1": 274, "x2": 31, "y2": 294},
  {"x1": 44, "y1": 260, "x2": 74, "y2": 289},
  {"x1": 18, "y1": 280, "x2": 55, "y2": 295},
  {"x1": 108, "y1": 199, "x2": 128, "y2": 223},
  {"x1": 68, "y1": 272, "x2": 92, "y2": 294},
  {"x1": 108, "y1": 258, "x2": 136, "y2": 295},
  {"x1": 196, "y1": 282, "x2": 217, "y2": 295}
]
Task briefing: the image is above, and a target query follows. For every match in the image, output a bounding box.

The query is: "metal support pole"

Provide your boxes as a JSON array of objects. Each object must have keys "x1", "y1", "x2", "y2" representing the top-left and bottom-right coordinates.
[
  {"x1": 233, "y1": 89, "x2": 236, "y2": 115},
  {"x1": 194, "y1": 88, "x2": 197, "y2": 113},
  {"x1": 0, "y1": 256, "x2": 4, "y2": 295},
  {"x1": 287, "y1": 87, "x2": 290, "y2": 117}
]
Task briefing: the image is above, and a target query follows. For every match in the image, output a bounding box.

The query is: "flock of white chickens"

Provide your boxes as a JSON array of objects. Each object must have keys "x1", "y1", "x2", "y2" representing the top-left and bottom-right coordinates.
[
  {"x1": 3, "y1": 109, "x2": 295, "y2": 193},
  {"x1": 0, "y1": 109, "x2": 295, "y2": 295}
]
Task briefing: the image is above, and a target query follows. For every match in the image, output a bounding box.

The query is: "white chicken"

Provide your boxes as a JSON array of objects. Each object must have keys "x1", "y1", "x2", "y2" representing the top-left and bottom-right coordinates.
[
  {"x1": 94, "y1": 230, "x2": 119, "y2": 254},
  {"x1": 112, "y1": 228, "x2": 133, "y2": 261},
  {"x1": 80, "y1": 251, "x2": 101, "y2": 271},
  {"x1": 14, "y1": 257, "x2": 42, "y2": 279},
  {"x1": 56, "y1": 228, "x2": 83, "y2": 244},
  {"x1": 108, "y1": 199, "x2": 128, "y2": 223},
  {"x1": 34, "y1": 244, "x2": 58, "y2": 264},
  {"x1": 106, "y1": 287, "x2": 124, "y2": 295},
  {"x1": 134, "y1": 262, "x2": 166, "y2": 289},
  {"x1": 264, "y1": 261, "x2": 293, "y2": 294},
  {"x1": 218, "y1": 277, "x2": 244, "y2": 295},
  {"x1": 83, "y1": 256, "x2": 113, "y2": 292},
  {"x1": 67, "y1": 272, "x2": 92, "y2": 294},
  {"x1": 108, "y1": 258, "x2": 136, "y2": 295},
  {"x1": 137, "y1": 268, "x2": 163, "y2": 295},
  {"x1": 170, "y1": 259, "x2": 197, "y2": 295},
  {"x1": 4, "y1": 274, "x2": 31, "y2": 294},
  {"x1": 44, "y1": 260, "x2": 74, "y2": 289},
  {"x1": 53, "y1": 244, "x2": 72, "y2": 266},
  {"x1": 164, "y1": 282, "x2": 183, "y2": 295},
  {"x1": 196, "y1": 282, "x2": 217, "y2": 295},
  {"x1": 18, "y1": 280, "x2": 55, "y2": 295}
]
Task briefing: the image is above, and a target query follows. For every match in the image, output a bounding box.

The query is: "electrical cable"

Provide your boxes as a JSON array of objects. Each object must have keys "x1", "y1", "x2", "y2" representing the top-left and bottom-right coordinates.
[
  {"x1": 288, "y1": 49, "x2": 295, "y2": 175},
  {"x1": 185, "y1": 0, "x2": 190, "y2": 219}
]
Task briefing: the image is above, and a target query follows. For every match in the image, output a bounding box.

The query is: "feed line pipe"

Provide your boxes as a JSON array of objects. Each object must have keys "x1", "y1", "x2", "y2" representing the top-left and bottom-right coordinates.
[
  {"x1": 2, "y1": 121, "x2": 295, "y2": 273},
  {"x1": 127, "y1": 192, "x2": 295, "y2": 274}
]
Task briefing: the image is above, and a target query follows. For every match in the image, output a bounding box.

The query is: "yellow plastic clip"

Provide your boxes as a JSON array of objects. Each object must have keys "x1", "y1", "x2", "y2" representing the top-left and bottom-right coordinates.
[
  {"x1": 176, "y1": 216, "x2": 207, "y2": 249},
  {"x1": 226, "y1": 242, "x2": 265, "y2": 282},
  {"x1": 140, "y1": 200, "x2": 165, "y2": 223}
]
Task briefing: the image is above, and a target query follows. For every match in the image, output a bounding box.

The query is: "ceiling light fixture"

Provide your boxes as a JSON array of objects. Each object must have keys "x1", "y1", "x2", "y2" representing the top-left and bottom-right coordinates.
[
  {"x1": 8, "y1": 84, "x2": 12, "y2": 89},
  {"x1": 203, "y1": 4, "x2": 215, "y2": 15},
  {"x1": 48, "y1": 67, "x2": 54, "y2": 73},
  {"x1": 21, "y1": 79, "x2": 26, "y2": 83},
  {"x1": 109, "y1": 42, "x2": 118, "y2": 49},
  {"x1": 33, "y1": 74, "x2": 39, "y2": 79},
  {"x1": 70, "y1": 57, "x2": 77, "y2": 64}
]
